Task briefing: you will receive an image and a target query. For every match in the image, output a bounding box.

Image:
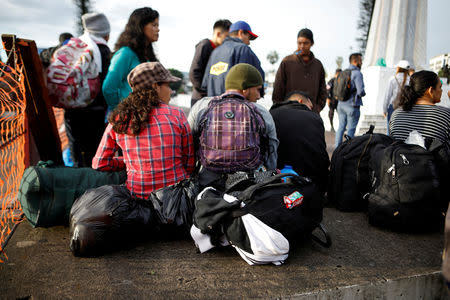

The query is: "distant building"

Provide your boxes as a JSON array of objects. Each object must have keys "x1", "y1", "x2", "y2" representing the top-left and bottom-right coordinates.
[{"x1": 429, "y1": 53, "x2": 450, "y2": 73}]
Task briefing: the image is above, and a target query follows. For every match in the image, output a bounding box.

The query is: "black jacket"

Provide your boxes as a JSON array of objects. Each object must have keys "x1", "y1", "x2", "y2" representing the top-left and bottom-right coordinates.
[
  {"x1": 189, "y1": 39, "x2": 214, "y2": 101},
  {"x1": 270, "y1": 101, "x2": 329, "y2": 194}
]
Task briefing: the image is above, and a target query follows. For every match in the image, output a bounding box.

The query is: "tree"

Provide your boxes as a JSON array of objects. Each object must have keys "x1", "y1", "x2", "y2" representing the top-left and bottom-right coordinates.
[
  {"x1": 335, "y1": 56, "x2": 343, "y2": 69},
  {"x1": 356, "y1": 0, "x2": 375, "y2": 55},
  {"x1": 266, "y1": 51, "x2": 279, "y2": 66},
  {"x1": 168, "y1": 68, "x2": 184, "y2": 93},
  {"x1": 73, "y1": 0, "x2": 92, "y2": 35}
]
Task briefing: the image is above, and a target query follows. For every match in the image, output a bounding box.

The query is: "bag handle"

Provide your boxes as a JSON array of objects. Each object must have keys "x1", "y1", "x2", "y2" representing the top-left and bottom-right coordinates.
[
  {"x1": 238, "y1": 173, "x2": 311, "y2": 201},
  {"x1": 365, "y1": 125, "x2": 375, "y2": 135},
  {"x1": 310, "y1": 223, "x2": 332, "y2": 248}
]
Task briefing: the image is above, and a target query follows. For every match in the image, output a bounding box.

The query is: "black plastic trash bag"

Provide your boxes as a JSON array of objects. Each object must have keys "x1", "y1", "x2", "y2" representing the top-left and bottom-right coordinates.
[
  {"x1": 148, "y1": 177, "x2": 200, "y2": 228},
  {"x1": 69, "y1": 185, "x2": 154, "y2": 257}
]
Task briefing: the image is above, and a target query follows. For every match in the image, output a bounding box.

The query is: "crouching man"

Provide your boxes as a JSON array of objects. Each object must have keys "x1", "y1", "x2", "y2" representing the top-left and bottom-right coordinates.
[
  {"x1": 270, "y1": 91, "x2": 329, "y2": 196},
  {"x1": 188, "y1": 63, "x2": 278, "y2": 182}
]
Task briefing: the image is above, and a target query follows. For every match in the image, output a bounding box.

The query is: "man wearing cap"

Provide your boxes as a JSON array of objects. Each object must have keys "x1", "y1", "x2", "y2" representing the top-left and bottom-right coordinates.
[
  {"x1": 64, "y1": 12, "x2": 112, "y2": 167},
  {"x1": 272, "y1": 28, "x2": 327, "y2": 114},
  {"x1": 189, "y1": 19, "x2": 231, "y2": 107},
  {"x1": 93, "y1": 62, "x2": 195, "y2": 199},
  {"x1": 190, "y1": 63, "x2": 278, "y2": 173},
  {"x1": 201, "y1": 21, "x2": 265, "y2": 98}
]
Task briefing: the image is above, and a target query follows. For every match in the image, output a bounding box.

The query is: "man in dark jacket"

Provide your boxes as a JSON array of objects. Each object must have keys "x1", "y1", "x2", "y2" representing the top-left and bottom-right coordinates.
[
  {"x1": 201, "y1": 21, "x2": 264, "y2": 97},
  {"x1": 326, "y1": 68, "x2": 342, "y2": 132},
  {"x1": 270, "y1": 91, "x2": 329, "y2": 195},
  {"x1": 189, "y1": 19, "x2": 231, "y2": 107},
  {"x1": 272, "y1": 28, "x2": 327, "y2": 114}
]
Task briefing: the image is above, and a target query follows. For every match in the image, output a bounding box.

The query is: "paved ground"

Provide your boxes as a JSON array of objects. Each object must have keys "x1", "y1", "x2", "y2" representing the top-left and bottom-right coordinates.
[
  {"x1": 1, "y1": 129, "x2": 448, "y2": 299},
  {"x1": 0, "y1": 204, "x2": 445, "y2": 299}
]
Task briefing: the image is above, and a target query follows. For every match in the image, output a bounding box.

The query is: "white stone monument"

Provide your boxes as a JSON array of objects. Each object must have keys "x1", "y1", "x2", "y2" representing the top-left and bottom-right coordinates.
[{"x1": 358, "y1": 0, "x2": 428, "y2": 134}]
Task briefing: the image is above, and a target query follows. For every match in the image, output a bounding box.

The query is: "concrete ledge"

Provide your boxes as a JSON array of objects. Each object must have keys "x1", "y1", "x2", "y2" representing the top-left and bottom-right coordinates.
[
  {"x1": 291, "y1": 271, "x2": 449, "y2": 300},
  {"x1": 0, "y1": 207, "x2": 445, "y2": 299}
]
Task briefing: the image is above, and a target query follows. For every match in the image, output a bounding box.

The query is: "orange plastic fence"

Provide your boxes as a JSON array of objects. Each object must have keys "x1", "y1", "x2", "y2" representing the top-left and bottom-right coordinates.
[{"x1": 0, "y1": 58, "x2": 27, "y2": 262}]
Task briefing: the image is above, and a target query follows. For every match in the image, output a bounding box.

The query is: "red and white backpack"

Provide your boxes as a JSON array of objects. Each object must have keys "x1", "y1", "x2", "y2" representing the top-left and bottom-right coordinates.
[{"x1": 47, "y1": 37, "x2": 100, "y2": 109}]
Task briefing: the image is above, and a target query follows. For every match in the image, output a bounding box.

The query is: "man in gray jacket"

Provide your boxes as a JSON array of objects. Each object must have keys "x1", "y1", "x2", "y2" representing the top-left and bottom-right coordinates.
[
  {"x1": 189, "y1": 63, "x2": 278, "y2": 172},
  {"x1": 201, "y1": 21, "x2": 264, "y2": 97}
]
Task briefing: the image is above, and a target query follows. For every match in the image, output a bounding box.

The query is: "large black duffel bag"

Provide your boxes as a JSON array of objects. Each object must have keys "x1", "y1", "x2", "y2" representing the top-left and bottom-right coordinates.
[
  {"x1": 191, "y1": 173, "x2": 331, "y2": 265},
  {"x1": 328, "y1": 125, "x2": 393, "y2": 211},
  {"x1": 18, "y1": 160, "x2": 127, "y2": 227}
]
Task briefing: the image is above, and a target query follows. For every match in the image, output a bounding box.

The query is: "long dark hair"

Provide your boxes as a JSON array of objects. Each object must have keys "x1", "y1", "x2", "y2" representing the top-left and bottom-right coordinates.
[
  {"x1": 109, "y1": 88, "x2": 161, "y2": 135},
  {"x1": 114, "y1": 7, "x2": 159, "y2": 62},
  {"x1": 397, "y1": 67, "x2": 409, "y2": 88},
  {"x1": 398, "y1": 70, "x2": 439, "y2": 111}
]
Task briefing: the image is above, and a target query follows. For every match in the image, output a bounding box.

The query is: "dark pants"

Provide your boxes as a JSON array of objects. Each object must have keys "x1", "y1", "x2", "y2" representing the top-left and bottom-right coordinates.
[
  {"x1": 64, "y1": 107, "x2": 107, "y2": 167},
  {"x1": 328, "y1": 106, "x2": 336, "y2": 129},
  {"x1": 328, "y1": 100, "x2": 338, "y2": 130},
  {"x1": 386, "y1": 104, "x2": 394, "y2": 135}
]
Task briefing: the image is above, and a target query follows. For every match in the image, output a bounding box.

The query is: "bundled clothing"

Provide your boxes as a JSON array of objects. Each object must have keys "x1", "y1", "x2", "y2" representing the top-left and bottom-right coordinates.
[
  {"x1": 102, "y1": 46, "x2": 141, "y2": 111},
  {"x1": 272, "y1": 52, "x2": 327, "y2": 113},
  {"x1": 390, "y1": 104, "x2": 450, "y2": 149},
  {"x1": 189, "y1": 38, "x2": 216, "y2": 103},
  {"x1": 201, "y1": 37, "x2": 264, "y2": 97},
  {"x1": 93, "y1": 103, "x2": 195, "y2": 199},
  {"x1": 269, "y1": 101, "x2": 329, "y2": 194}
]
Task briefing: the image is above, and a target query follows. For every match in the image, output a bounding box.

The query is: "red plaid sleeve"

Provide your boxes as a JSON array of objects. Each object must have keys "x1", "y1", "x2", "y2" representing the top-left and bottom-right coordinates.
[
  {"x1": 180, "y1": 114, "x2": 195, "y2": 175},
  {"x1": 92, "y1": 124, "x2": 126, "y2": 171}
]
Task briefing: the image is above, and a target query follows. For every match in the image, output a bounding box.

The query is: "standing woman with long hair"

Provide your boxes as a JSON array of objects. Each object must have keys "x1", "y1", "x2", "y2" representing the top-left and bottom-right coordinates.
[
  {"x1": 93, "y1": 62, "x2": 195, "y2": 199},
  {"x1": 389, "y1": 70, "x2": 450, "y2": 149},
  {"x1": 383, "y1": 60, "x2": 410, "y2": 134},
  {"x1": 102, "y1": 7, "x2": 160, "y2": 112}
]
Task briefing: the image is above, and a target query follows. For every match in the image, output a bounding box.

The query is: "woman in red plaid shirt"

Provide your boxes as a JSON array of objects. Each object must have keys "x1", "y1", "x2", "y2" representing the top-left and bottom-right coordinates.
[{"x1": 93, "y1": 62, "x2": 195, "y2": 199}]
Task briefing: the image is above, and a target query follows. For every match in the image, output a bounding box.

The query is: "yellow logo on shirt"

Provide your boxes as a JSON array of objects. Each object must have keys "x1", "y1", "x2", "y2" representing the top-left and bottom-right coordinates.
[{"x1": 210, "y1": 62, "x2": 229, "y2": 76}]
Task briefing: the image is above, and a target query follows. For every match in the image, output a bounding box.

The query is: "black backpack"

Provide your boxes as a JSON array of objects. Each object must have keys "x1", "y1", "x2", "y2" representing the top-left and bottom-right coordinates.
[
  {"x1": 332, "y1": 69, "x2": 352, "y2": 101},
  {"x1": 328, "y1": 126, "x2": 394, "y2": 211},
  {"x1": 367, "y1": 139, "x2": 449, "y2": 231},
  {"x1": 192, "y1": 173, "x2": 331, "y2": 265}
]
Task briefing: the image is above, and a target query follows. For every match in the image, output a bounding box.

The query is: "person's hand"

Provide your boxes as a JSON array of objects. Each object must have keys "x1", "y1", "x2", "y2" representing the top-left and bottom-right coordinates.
[
  {"x1": 326, "y1": 98, "x2": 331, "y2": 106},
  {"x1": 383, "y1": 112, "x2": 387, "y2": 118},
  {"x1": 447, "y1": 90, "x2": 450, "y2": 99}
]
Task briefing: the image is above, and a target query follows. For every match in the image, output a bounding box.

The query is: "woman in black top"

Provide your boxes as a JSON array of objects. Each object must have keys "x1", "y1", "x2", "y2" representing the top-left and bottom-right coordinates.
[{"x1": 390, "y1": 70, "x2": 450, "y2": 149}]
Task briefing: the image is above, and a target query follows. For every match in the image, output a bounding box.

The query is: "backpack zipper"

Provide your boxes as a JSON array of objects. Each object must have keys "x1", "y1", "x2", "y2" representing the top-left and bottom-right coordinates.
[
  {"x1": 386, "y1": 164, "x2": 396, "y2": 179},
  {"x1": 399, "y1": 154, "x2": 409, "y2": 165}
]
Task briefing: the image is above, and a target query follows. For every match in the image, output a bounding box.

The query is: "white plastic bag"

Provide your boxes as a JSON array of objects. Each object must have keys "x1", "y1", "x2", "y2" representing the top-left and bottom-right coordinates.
[{"x1": 405, "y1": 130, "x2": 425, "y2": 149}]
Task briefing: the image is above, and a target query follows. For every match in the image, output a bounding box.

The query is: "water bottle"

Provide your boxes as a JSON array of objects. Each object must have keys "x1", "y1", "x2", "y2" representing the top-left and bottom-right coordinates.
[{"x1": 280, "y1": 165, "x2": 298, "y2": 183}]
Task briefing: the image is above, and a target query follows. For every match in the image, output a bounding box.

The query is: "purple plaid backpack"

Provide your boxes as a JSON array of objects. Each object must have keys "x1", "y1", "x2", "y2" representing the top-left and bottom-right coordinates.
[{"x1": 198, "y1": 94, "x2": 266, "y2": 173}]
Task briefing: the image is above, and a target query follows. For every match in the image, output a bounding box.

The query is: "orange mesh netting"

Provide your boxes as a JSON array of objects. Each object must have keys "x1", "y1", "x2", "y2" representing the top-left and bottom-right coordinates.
[
  {"x1": 53, "y1": 107, "x2": 69, "y2": 151},
  {"x1": 0, "y1": 55, "x2": 27, "y2": 262}
]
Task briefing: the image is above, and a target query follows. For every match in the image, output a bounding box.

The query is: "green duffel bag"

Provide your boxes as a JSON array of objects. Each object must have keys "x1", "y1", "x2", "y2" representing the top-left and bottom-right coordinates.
[{"x1": 18, "y1": 160, "x2": 127, "y2": 227}]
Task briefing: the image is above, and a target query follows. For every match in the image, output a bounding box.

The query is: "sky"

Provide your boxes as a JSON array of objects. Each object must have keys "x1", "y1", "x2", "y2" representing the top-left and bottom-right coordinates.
[{"x1": 1, "y1": 0, "x2": 449, "y2": 78}]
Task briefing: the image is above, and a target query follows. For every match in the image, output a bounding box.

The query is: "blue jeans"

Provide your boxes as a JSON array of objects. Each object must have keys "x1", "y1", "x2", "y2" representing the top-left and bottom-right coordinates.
[
  {"x1": 386, "y1": 104, "x2": 394, "y2": 135},
  {"x1": 335, "y1": 102, "x2": 361, "y2": 147}
]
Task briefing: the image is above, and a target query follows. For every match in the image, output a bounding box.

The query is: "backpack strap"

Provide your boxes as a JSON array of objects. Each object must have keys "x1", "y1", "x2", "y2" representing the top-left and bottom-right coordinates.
[
  {"x1": 365, "y1": 125, "x2": 375, "y2": 135},
  {"x1": 310, "y1": 223, "x2": 332, "y2": 248}
]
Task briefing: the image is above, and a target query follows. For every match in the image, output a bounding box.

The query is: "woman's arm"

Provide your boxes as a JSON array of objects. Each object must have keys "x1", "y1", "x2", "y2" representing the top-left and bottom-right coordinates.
[
  {"x1": 92, "y1": 124, "x2": 126, "y2": 171},
  {"x1": 102, "y1": 47, "x2": 134, "y2": 110}
]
